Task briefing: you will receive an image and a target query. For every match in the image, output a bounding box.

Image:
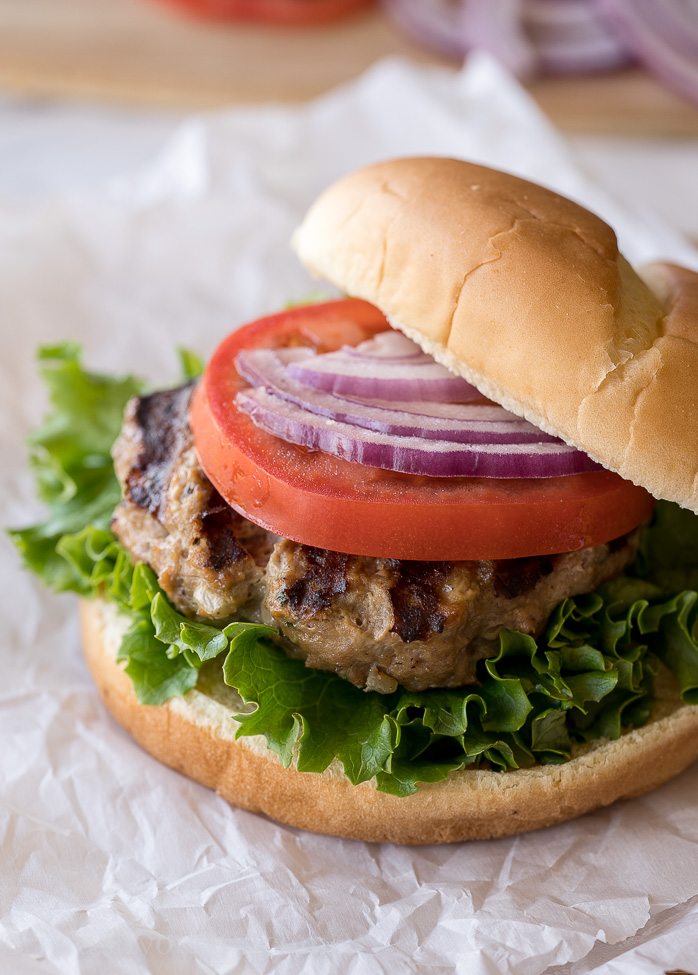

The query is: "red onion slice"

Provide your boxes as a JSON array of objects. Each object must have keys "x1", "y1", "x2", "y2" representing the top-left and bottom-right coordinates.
[
  {"x1": 236, "y1": 348, "x2": 559, "y2": 443},
  {"x1": 341, "y1": 397, "x2": 508, "y2": 420},
  {"x1": 339, "y1": 330, "x2": 426, "y2": 360},
  {"x1": 236, "y1": 386, "x2": 600, "y2": 479},
  {"x1": 595, "y1": 0, "x2": 698, "y2": 105},
  {"x1": 285, "y1": 330, "x2": 481, "y2": 402}
]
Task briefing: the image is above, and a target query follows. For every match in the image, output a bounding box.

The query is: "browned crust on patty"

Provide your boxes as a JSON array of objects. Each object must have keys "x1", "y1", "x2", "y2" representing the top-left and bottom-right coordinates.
[
  {"x1": 125, "y1": 383, "x2": 194, "y2": 514},
  {"x1": 264, "y1": 533, "x2": 639, "y2": 692},
  {"x1": 387, "y1": 560, "x2": 451, "y2": 642},
  {"x1": 280, "y1": 547, "x2": 350, "y2": 618},
  {"x1": 111, "y1": 386, "x2": 271, "y2": 620}
]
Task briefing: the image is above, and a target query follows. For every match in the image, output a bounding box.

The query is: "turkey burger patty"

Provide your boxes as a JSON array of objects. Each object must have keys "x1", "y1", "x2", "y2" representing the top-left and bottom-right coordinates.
[{"x1": 111, "y1": 384, "x2": 639, "y2": 695}]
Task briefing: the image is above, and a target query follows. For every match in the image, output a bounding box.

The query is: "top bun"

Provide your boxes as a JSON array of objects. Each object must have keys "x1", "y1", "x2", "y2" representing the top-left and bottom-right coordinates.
[{"x1": 293, "y1": 157, "x2": 698, "y2": 513}]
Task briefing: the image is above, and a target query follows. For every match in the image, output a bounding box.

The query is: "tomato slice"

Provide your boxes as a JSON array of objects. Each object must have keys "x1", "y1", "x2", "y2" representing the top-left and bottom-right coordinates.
[
  {"x1": 154, "y1": 0, "x2": 372, "y2": 24},
  {"x1": 191, "y1": 298, "x2": 655, "y2": 560}
]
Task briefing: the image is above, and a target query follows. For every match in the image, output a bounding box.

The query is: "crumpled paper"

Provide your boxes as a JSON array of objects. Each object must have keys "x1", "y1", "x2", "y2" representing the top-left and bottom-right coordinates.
[{"x1": 2, "y1": 54, "x2": 698, "y2": 975}]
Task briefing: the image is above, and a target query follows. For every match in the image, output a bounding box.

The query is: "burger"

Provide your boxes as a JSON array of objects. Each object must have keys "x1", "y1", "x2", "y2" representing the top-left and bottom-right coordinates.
[{"x1": 14, "y1": 157, "x2": 698, "y2": 844}]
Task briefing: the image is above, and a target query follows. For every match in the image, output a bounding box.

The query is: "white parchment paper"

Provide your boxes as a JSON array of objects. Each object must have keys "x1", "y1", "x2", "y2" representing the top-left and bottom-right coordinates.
[{"x1": 2, "y1": 55, "x2": 698, "y2": 975}]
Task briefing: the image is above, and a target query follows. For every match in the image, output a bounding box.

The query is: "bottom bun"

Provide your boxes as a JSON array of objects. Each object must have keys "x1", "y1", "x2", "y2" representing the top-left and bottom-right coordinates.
[{"x1": 81, "y1": 597, "x2": 698, "y2": 845}]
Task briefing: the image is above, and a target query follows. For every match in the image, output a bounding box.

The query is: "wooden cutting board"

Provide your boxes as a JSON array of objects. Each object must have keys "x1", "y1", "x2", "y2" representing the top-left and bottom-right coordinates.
[{"x1": 0, "y1": 0, "x2": 697, "y2": 136}]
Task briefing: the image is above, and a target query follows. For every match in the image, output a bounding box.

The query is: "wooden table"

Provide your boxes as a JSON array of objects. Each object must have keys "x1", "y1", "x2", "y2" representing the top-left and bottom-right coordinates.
[{"x1": 1, "y1": 0, "x2": 697, "y2": 136}]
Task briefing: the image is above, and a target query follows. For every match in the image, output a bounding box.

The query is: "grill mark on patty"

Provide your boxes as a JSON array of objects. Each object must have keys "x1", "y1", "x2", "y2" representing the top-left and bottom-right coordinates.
[
  {"x1": 281, "y1": 546, "x2": 350, "y2": 619},
  {"x1": 196, "y1": 493, "x2": 248, "y2": 572},
  {"x1": 112, "y1": 381, "x2": 271, "y2": 619},
  {"x1": 388, "y1": 561, "x2": 450, "y2": 643},
  {"x1": 127, "y1": 383, "x2": 194, "y2": 514},
  {"x1": 479, "y1": 555, "x2": 556, "y2": 600}
]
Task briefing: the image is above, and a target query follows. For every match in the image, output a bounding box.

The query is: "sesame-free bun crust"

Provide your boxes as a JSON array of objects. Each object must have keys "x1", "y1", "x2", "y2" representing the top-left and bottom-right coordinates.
[
  {"x1": 293, "y1": 158, "x2": 698, "y2": 513},
  {"x1": 82, "y1": 598, "x2": 698, "y2": 845}
]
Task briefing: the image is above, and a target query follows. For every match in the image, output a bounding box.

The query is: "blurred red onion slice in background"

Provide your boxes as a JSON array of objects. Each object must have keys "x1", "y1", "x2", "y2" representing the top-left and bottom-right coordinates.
[
  {"x1": 594, "y1": 0, "x2": 698, "y2": 104},
  {"x1": 382, "y1": 0, "x2": 630, "y2": 74},
  {"x1": 384, "y1": 0, "x2": 698, "y2": 104}
]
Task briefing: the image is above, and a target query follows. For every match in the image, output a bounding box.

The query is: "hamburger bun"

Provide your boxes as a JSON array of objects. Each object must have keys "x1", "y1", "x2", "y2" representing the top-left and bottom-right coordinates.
[
  {"x1": 72, "y1": 159, "x2": 698, "y2": 844},
  {"x1": 293, "y1": 157, "x2": 698, "y2": 513},
  {"x1": 82, "y1": 597, "x2": 698, "y2": 845}
]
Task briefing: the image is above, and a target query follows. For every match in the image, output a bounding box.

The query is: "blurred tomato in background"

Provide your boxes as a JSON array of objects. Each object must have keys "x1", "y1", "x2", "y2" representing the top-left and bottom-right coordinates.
[{"x1": 157, "y1": 0, "x2": 373, "y2": 23}]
